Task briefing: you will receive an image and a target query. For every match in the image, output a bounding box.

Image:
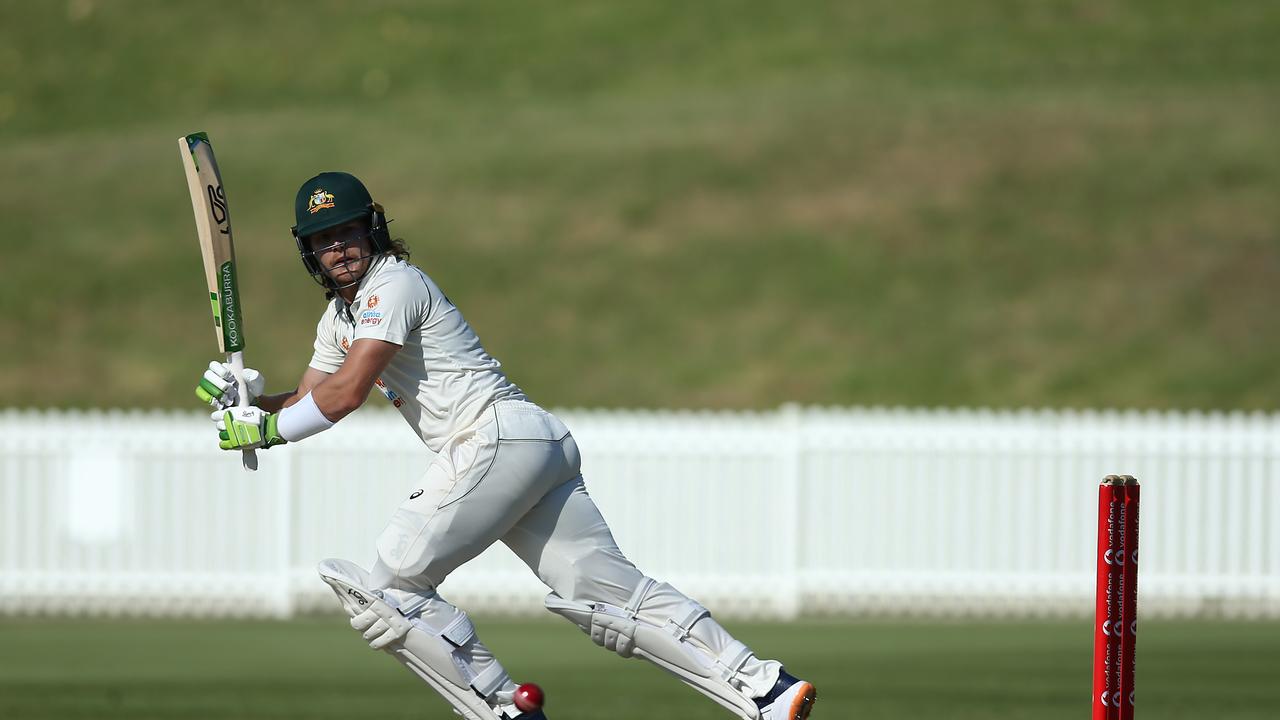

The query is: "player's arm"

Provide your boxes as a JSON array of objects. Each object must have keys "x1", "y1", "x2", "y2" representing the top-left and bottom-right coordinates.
[
  {"x1": 309, "y1": 338, "x2": 402, "y2": 421},
  {"x1": 211, "y1": 340, "x2": 399, "y2": 451},
  {"x1": 253, "y1": 367, "x2": 331, "y2": 413}
]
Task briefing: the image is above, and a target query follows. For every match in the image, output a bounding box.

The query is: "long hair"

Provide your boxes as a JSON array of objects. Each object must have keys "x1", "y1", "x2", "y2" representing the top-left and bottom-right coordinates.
[{"x1": 388, "y1": 237, "x2": 410, "y2": 262}]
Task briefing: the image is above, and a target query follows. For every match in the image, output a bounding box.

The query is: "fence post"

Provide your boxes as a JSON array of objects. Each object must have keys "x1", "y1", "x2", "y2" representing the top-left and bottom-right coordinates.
[
  {"x1": 777, "y1": 403, "x2": 803, "y2": 620},
  {"x1": 274, "y1": 449, "x2": 294, "y2": 619},
  {"x1": 1270, "y1": 414, "x2": 1280, "y2": 617}
]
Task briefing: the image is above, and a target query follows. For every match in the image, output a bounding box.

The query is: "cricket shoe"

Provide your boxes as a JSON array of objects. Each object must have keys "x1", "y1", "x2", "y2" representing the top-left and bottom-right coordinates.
[{"x1": 755, "y1": 668, "x2": 817, "y2": 720}]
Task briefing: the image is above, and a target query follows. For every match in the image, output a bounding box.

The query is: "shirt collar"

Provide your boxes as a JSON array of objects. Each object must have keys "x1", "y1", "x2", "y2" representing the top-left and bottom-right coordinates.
[
  {"x1": 337, "y1": 254, "x2": 392, "y2": 319},
  {"x1": 352, "y1": 255, "x2": 392, "y2": 302}
]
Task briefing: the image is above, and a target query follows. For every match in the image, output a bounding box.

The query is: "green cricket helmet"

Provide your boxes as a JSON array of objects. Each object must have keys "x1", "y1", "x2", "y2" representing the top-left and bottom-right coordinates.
[{"x1": 290, "y1": 171, "x2": 392, "y2": 290}]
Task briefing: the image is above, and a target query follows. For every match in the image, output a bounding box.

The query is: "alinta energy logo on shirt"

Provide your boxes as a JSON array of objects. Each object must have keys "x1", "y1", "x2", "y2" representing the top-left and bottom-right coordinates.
[
  {"x1": 375, "y1": 377, "x2": 404, "y2": 408},
  {"x1": 307, "y1": 188, "x2": 336, "y2": 214},
  {"x1": 359, "y1": 296, "x2": 383, "y2": 326}
]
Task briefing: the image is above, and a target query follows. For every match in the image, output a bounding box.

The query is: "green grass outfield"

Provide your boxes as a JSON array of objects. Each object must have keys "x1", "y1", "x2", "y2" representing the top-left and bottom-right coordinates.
[
  {"x1": 1, "y1": 2, "x2": 1279, "y2": 411},
  {"x1": 1, "y1": 618, "x2": 1277, "y2": 719}
]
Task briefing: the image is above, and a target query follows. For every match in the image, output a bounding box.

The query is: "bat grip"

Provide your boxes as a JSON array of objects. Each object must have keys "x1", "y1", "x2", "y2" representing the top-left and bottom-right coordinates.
[{"x1": 228, "y1": 351, "x2": 259, "y2": 471}]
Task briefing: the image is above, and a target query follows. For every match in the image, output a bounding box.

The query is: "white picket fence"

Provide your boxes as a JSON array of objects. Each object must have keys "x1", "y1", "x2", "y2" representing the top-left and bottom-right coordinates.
[{"x1": 1, "y1": 406, "x2": 1278, "y2": 620}]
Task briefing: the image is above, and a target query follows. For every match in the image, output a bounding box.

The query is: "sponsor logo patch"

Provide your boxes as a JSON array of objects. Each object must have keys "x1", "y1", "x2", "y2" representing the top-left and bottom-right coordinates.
[
  {"x1": 374, "y1": 377, "x2": 404, "y2": 408},
  {"x1": 307, "y1": 188, "x2": 336, "y2": 214},
  {"x1": 360, "y1": 310, "x2": 383, "y2": 326}
]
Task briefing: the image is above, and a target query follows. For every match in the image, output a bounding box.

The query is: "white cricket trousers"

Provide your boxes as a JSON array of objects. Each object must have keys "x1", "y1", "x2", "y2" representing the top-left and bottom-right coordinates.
[{"x1": 367, "y1": 399, "x2": 779, "y2": 699}]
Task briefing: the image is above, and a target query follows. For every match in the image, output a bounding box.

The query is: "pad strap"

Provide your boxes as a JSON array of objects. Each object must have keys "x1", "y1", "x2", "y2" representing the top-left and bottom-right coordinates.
[
  {"x1": 667, "y1": 599, "x2": 711, "y2": 641},
  {"x1": 470, "y1": 663, "x2": 509, "y2": 698},
  {"x1": 624, "y1": 577, "x2": 657, "y2": 617},
  {"x1": 714, "y1": 640, "x2": 755, "y2": 683},
  {"x1": 440, "y1": 613, "x2": 477, "y2": 647}
]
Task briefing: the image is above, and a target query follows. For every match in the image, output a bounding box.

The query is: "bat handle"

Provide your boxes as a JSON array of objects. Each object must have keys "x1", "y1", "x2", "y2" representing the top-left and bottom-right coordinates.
[{"x1": 228, "y1": 351, "x2": 259, "y2": 471}]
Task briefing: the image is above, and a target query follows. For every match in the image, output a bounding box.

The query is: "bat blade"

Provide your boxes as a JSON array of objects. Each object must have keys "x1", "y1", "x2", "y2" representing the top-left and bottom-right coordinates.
[
  {"x1": 179, "y1": 132, "x2": 258, "y2": 471},
  {"x1": 179, "y1": 132, "x2": 245, "y2": 354}
]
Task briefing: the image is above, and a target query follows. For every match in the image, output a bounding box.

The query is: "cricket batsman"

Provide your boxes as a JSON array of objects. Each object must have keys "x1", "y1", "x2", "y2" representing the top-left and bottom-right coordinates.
[{"x1": 195, "y1": 171, "x2": 818, "y2": 720}]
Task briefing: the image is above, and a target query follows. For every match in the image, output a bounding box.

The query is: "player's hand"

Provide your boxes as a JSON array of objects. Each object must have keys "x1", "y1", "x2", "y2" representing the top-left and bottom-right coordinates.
[
  {"x1": 211, "y1": 407, "x2": 286, "y2": 450},
  {"x1": 195, "y1": 361, "x2": 265, "y2": 410}
]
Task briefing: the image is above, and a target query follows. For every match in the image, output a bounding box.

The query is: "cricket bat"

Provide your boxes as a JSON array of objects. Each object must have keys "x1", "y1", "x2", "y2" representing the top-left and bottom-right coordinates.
[{"x1": 178, "y1": 132, "x2": 258, "y2": 471}]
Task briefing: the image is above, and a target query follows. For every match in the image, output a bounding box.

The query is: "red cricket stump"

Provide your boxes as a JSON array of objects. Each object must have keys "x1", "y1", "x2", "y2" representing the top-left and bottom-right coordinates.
[
  {"x1": 1092, "y1": 475, "x2": 1139, "y2": 720},
  {"x1": 1120, "y1": 478, "x2": 1140, "y2": 720}
]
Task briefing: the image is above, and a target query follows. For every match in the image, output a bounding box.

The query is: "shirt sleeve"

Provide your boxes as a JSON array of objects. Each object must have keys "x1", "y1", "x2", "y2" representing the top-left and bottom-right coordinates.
[
  {"x1": 352, "y1": 269, "x2": 429, "y2": 346},
  {"x1": 308, "y1": 304, "x2": 345, "y2": 373}
]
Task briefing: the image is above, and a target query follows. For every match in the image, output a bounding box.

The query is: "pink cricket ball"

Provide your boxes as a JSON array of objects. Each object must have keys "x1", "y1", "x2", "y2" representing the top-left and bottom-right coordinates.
[{"x1": 513, "y1": 683, "x2": 545, "y2": 713}]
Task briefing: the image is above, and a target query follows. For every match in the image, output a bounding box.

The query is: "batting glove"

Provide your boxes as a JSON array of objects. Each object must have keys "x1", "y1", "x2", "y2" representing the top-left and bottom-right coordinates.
[
  {"x1": 211, "y1": 407, "x2": 286, "y2": 451},
  {"x1": 195, "y1": 361, "x2": 265, "y2": 410}
]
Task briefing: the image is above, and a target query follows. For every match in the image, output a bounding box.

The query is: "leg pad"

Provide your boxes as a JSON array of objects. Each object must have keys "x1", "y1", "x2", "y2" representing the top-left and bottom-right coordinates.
[
  {"x1": 318, "y1": 558, "x2": 507, "y2": 720},
  {"x1": 544, "y1": 587, "x2": 761, "y2": 720}
]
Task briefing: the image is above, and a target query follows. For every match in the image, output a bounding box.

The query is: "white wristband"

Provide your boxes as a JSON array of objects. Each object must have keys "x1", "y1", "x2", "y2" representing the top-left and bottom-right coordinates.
[{"x1": 277, "y1": 391, "x2": 335, "y2": 442}]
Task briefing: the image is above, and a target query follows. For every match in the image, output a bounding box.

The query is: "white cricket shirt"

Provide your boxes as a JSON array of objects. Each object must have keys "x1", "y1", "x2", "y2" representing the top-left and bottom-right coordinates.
[{"x1": 308, "y1": 255, "x2": 527, "y2": 452}]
